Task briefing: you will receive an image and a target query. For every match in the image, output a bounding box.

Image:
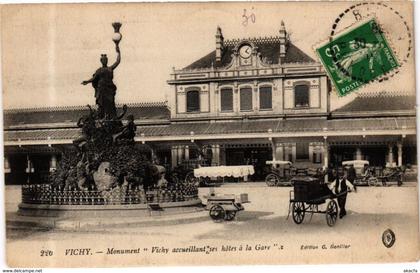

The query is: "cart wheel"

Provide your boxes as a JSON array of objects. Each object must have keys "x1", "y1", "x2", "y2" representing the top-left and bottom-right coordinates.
[
  {"x1": 224, "y1": 210, "x2": 236, "y2": 221},
  {"x1": 368, "y1": 177, "x2": 379, "y2": 187},
  {"x1": 326, "y1": 200, "x2": 338, "y2": 227},
  {"x1": 278, "y1": 177, "x2": 291, "y2": 187},
  {"x1": 209, "y1": 205, "x2": 225, "y2": 222},
  {"x1": 266, "y1": 173, "x2": 280, "y2": 187},
  {"x1": 199, "y1": 177, "x2": 211, "y2": 187},
  {"x1": 292, "y1": 202, "x2": 305, "y2": 224}
]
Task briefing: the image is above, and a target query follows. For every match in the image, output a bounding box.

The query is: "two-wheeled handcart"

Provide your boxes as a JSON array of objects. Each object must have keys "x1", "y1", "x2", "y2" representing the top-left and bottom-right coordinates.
[{"x1": 205, "y1": 193, "x2": 250, "y2": 222}]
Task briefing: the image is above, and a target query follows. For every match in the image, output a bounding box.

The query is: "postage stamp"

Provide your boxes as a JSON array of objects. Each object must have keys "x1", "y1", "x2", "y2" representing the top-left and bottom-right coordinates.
[
  {"x1": 316, "y1": 18, "x2": 400, "y2": 96},
  {"x1": 328, "y1": 2, "x2": 413, "y2": 82}
]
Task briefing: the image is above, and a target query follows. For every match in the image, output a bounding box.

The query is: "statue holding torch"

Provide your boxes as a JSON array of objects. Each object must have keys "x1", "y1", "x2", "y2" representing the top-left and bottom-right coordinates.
[{"x1": 82, "y1": 22, "x2": 122, "y2": 119}]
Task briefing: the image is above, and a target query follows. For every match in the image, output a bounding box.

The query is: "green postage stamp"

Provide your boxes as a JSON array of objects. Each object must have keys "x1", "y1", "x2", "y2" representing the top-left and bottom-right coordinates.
[{"x1": 316, "y1": 18, "x2": 400, "y2": 96}]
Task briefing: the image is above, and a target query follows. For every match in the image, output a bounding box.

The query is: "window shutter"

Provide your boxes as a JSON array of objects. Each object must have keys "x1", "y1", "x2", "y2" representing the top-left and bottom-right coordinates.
[
  {"x1": 186, "y1": 90, "x2": 200, "y2": 112},
  {"x1": 259, "y1": 86, "x2": 272, "y2": 109},
  {"x1": 294, "y1": 85, "x2": 309, "y2": 107},
  {"x1": 240, "y1": 87, "x2": 253, "y2": 111},
  {"x1": 220, "y1": 88, "x2": 233, "y2": 111}
]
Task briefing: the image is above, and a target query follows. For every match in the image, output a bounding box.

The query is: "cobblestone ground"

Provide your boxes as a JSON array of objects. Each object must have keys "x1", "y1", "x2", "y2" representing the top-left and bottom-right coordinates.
[{"x1": 4, "y1": 182, "x2": 419, "y2": 267}]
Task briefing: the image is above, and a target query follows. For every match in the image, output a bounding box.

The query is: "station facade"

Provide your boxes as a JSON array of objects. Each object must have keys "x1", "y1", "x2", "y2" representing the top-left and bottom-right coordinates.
[{"x1": 3, "y1": 23, "x2": 417, "y2": 184}]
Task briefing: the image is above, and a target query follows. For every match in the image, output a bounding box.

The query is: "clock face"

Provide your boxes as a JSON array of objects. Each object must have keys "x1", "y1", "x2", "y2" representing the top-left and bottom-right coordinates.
[{"x1": 239, "y1": 45, "x2": 252, "y2": 59}]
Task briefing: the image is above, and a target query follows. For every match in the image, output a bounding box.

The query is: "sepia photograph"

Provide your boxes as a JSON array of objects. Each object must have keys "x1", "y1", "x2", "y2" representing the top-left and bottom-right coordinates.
[{"x1": 1, "y1": 1, "x2": 418, "y2": 268}]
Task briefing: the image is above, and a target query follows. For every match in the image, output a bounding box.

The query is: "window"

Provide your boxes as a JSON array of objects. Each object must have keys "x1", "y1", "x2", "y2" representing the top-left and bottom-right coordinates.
[
  {"x1": 313, "y1": 152, "x2": 322, "y2": 164},
  {"x1": 296, "y1": 142, "x2": 309, "y2": 160},
  {"x1": 311, "y1": 144, "x2": 323, "y2": 164},
  {"x1": 186, "y1": 90, "x2": 200, "y2": 112},
  {"x1": 259, "y1": 86, "x2": 272, "y2": 110},
  {"x1": 240, "y1": 87, "x2": 253, "y2": 111},
  {"x1": 220, "y1": 88, "x2": 233, "y2": 111},
  {"x1": 189, "y1": 148, "x2": 199, "y2": 160},
  {"x1": 284, "y1": 145, "x2": 294, "y2": 163},
  {"x1": 294, "y1": 84, "x2": 309, "y2": 108}
]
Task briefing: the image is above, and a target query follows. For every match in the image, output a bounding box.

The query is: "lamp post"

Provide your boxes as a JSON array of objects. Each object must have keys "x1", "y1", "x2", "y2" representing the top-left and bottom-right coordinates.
[{"x1": 112, "y1": 22, "x2": 122, "y2": 45}]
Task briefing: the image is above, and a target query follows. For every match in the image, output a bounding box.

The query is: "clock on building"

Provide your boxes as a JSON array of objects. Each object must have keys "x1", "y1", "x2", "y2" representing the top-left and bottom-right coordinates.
[
  {"x1": 239, "y1": 45, "x2": 252, "y2": 59},
  {"x1": 239, "y1": 44, "x2": 252, "y2": 66}
]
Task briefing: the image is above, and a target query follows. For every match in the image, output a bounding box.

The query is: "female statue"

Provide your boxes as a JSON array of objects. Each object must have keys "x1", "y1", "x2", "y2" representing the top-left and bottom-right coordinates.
[{"x1": 82, "y1": 44, "x2": 121, "y2": 119}]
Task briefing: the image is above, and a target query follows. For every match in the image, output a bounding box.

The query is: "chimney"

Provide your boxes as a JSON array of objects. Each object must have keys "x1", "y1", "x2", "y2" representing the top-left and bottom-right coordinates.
[
  {"x1": 216, "y1": 26, "x2": 224, "y2": 62},
  {"x1": 279, "y1": 21, "x2": 287, "y2": 60}
]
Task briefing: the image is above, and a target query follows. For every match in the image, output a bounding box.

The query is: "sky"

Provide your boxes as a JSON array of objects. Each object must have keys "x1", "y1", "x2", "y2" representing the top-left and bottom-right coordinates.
[{"x1": 1, "y1": 2, "x2": 415, "y2": 110}]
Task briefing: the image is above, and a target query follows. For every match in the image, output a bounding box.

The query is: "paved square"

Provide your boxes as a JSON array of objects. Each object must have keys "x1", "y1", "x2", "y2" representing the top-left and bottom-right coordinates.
[{"x1": 5, "y1": 183, "x2": 419, "y2": 267}]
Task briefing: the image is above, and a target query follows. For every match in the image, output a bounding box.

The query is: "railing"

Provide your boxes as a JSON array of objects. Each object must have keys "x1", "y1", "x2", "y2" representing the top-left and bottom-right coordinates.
[{"x1": 21, "y1": 184, "x2": 199, "y2": 205}]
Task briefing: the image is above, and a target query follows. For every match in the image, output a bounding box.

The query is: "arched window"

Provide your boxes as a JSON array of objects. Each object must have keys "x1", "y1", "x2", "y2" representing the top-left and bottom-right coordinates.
[
  {"x1": 186, "y1": 90, "x2": 200, "y2": 112},
  {"x1": 259, "y1": 86, "x2": 272, "y2": 110},
  {"x1": 294, "y1": 85, "x2": 309, "y2": 108},
  {"x1": 220, "y1": 88, "x2": 233, "y2": 111},
  {"x1": 240, "y1": 87, "x2": 253, "y2": 111}
]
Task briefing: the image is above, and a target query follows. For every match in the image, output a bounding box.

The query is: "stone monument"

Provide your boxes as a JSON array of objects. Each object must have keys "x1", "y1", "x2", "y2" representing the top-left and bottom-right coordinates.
[
  {"x1": 51, "y1": 22, "x2": 149, "y2": 192},
  {"x1": 18, "y1": 22, "x2": 200, "y2": 218}
]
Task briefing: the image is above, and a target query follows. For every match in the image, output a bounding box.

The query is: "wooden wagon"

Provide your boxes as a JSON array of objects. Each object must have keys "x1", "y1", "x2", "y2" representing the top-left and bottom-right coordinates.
[{"x1": 287, "y1": 176, "x2": 346, "y2": 227}]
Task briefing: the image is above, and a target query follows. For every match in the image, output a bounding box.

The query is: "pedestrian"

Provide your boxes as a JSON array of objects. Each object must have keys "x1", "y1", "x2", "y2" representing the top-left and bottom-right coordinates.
[
  {"x1": 328, "y1": 172, "x2": 356, "y2": 218},
  {"x1": 347, "y1": 164, "x2": 357, "y2": 185},
  {"x1": 329, "y1": 168, "x2": 337, "y2": 183}
]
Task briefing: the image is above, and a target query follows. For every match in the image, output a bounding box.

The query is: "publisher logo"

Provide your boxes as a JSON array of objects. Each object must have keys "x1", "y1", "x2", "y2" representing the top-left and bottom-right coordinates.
[{"x1": 382, "y1": 229, "x2": 396, "y2": 248}]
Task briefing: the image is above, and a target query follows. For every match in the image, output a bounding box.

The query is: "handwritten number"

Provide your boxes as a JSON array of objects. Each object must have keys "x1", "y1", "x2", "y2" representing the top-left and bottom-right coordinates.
[{"x1": 242, "y1": 7, "x2": 256, "y2": 26}]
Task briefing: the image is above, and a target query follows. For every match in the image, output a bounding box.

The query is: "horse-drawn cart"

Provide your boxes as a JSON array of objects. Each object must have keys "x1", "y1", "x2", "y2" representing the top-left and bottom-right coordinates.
[
  {"x1": 380, "y1": 167, "x2": 405, "y2": 186},
  {"x1": 287, "y1": 176, "x2": 346, "y2": 227},
  {"x1": 342, "y1": 160, "x2": 382, "y2": 186},
  {"x1": 265, "y1": 160, "x2": 293, "y2": 186}
]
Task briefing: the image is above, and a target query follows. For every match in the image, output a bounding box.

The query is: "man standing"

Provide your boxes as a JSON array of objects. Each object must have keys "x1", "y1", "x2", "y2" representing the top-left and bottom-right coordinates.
[{"x1": 328, "y1": 172, "x2": 356, "y2": 218}]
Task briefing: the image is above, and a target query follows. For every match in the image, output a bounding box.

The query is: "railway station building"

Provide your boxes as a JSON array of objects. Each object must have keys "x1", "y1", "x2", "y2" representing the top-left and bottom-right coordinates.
[{"x1": 3, "y1": 23, "x2": 416, "y2": 184}]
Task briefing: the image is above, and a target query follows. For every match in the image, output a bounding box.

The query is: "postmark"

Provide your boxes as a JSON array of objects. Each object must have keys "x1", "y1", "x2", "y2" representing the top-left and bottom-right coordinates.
[
  {"x1": 316, "y1": 18, "x2": 399, "y2": 96},
  {"x1": 330, "y1": 2, "x2": 412, "y2": 83}
]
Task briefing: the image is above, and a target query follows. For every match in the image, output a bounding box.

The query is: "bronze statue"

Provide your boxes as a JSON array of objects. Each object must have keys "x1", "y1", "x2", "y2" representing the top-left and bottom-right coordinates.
[
  {"x1": 82, "y1": 45, "x2": 121, "y2": 119},
  {"x1": 112, "y1": 114, "x2": 136, "y2": 143},
  {"x1": 73, "y1": 105, "x2": 97, "y2": 150},
  {"x1": 82, "y1": 22, "x2": 122, "y2": 119}
]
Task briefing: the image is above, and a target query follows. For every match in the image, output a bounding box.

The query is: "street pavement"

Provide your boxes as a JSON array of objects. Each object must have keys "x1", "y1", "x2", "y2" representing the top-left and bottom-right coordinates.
[{"x1": 4, "y1": 183, "x2": 419, "y2": 267}]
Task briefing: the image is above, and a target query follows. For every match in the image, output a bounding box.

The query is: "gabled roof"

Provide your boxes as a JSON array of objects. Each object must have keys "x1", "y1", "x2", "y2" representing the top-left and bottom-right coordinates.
[
  {"x1": 3, "y1": 102, "x2": 170, "y2": 128},
  {"x1": 183, "y1": 37, "x2": 315, "y2": 70},
  {"x1": 333, "y1": 92, "x2": 416, "y2": 117}
]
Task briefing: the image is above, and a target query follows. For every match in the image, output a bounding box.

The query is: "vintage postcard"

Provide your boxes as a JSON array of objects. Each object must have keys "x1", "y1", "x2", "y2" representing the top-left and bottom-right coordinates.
[{"x1": 1, "y1": 1, "x2": 418, "y2": 268}]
